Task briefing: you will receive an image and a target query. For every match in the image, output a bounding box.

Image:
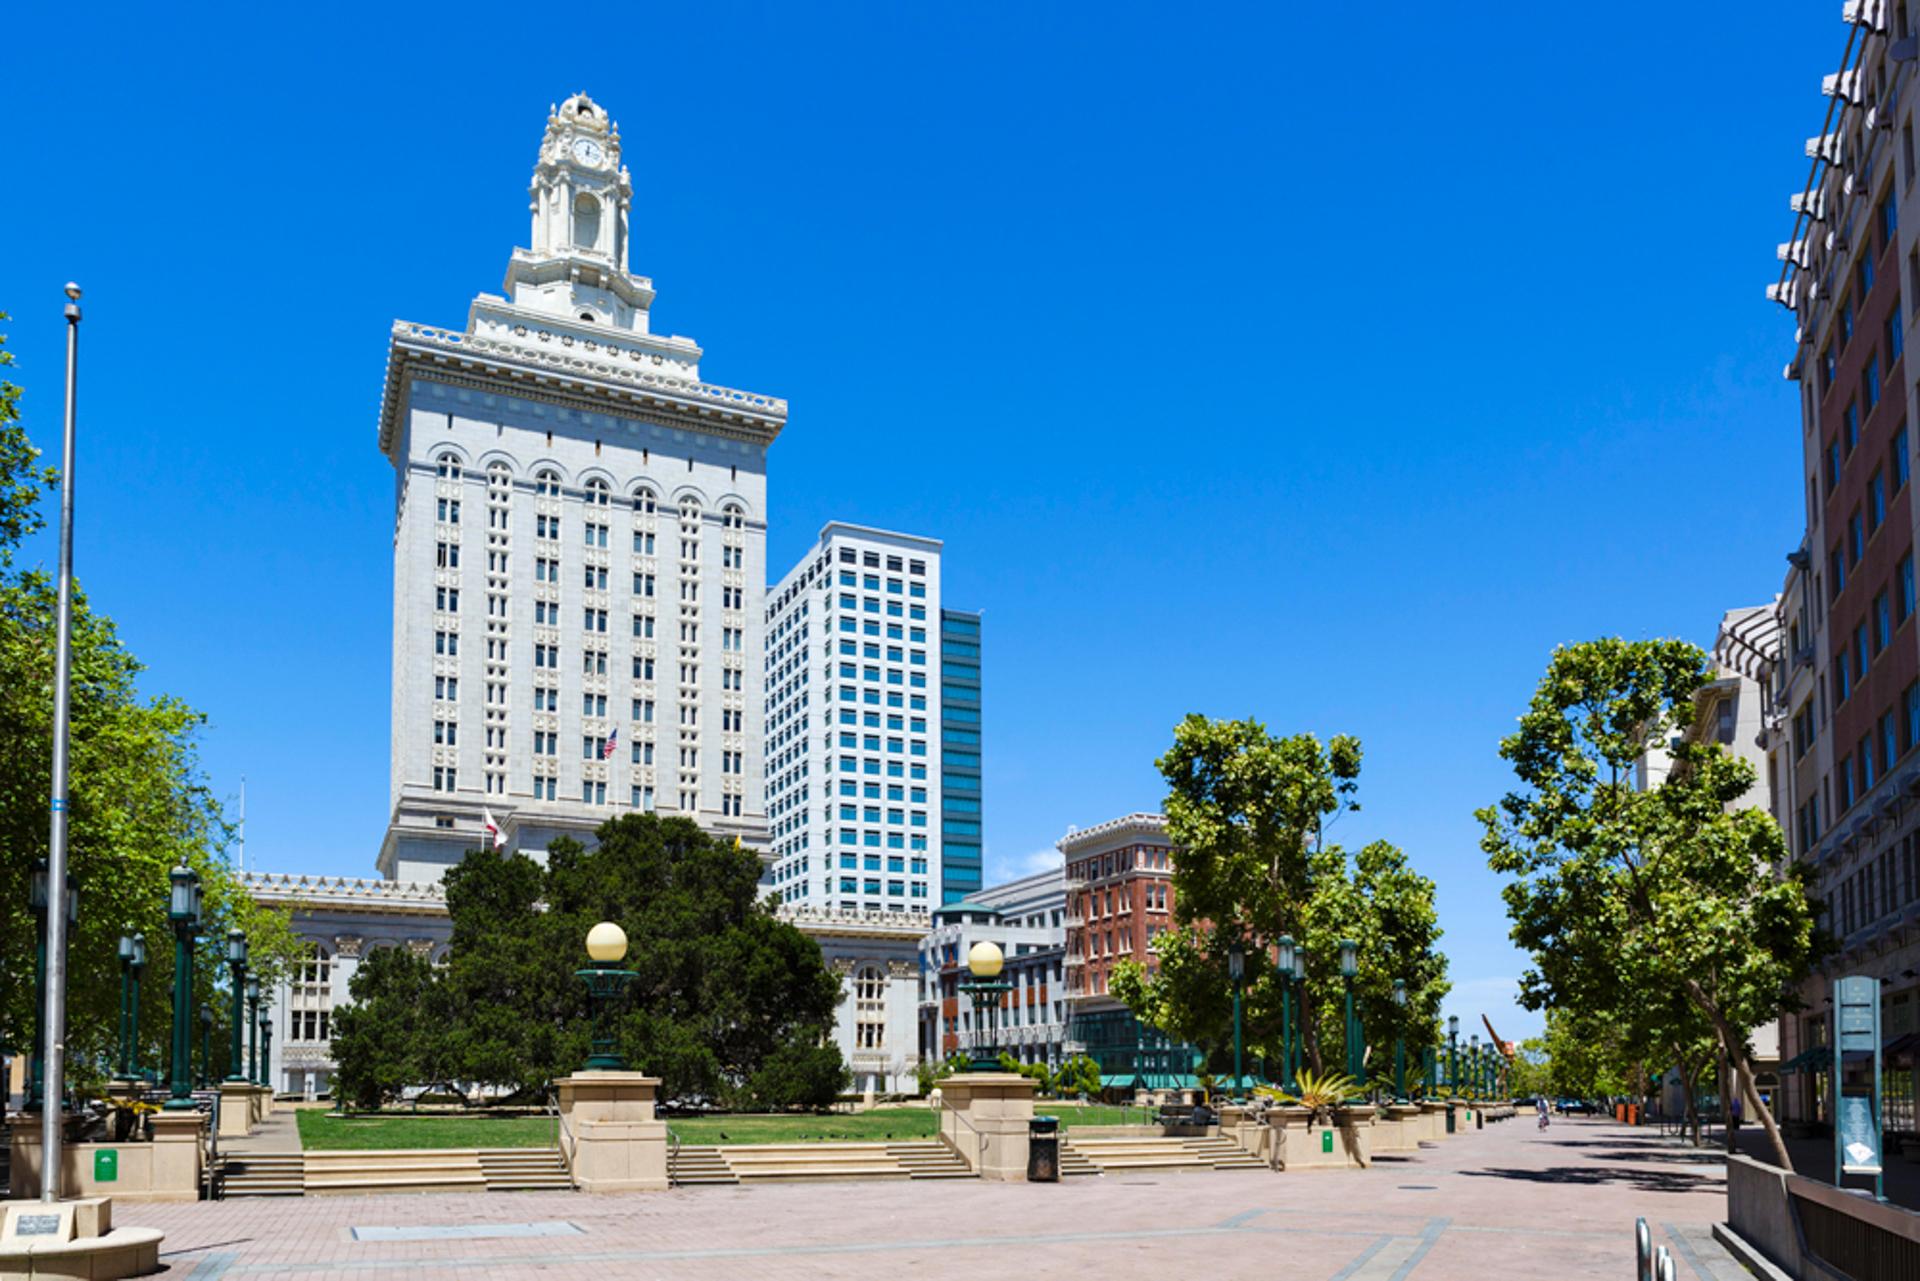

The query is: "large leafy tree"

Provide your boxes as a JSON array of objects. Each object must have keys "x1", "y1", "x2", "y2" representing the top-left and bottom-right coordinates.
[
  {"x1": 338, "y1": 813, "x2": 848, "y2": 1107},
  {"x1": 1112, "y1": 715, "x2": 1449, "y2": 1079},
  {"x1": 0, "y1": 315, "x2": 294, "y2": 1094},
  {"x1": 1479, "y1": 638, "x2": 1823, "y2": 1167}
]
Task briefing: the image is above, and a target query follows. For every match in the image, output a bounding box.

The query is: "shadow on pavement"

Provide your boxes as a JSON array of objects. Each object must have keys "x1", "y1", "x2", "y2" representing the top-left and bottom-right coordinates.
[{"x1": 1459, "y1": 1165, "x2": 1726, "y2": 1194}]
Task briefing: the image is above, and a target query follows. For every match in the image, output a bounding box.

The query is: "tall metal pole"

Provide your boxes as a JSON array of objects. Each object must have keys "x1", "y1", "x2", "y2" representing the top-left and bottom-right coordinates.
[
  {"x1": 1279, "y1": 977, "x2": 1293, "y2": 1094},
  {"x1": 40, "y1": 283, "x2": 82, "y2": 1201},
  {"x1": 1231, "y1": 982, "x2": 1243, "y2": 1094}
]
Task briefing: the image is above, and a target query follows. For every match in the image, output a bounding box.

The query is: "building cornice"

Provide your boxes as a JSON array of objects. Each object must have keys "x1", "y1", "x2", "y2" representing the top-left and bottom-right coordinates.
[
  {"x1": 376, "y1": 322, "x2": 787, "y2": 463},
  {"x1": 778, "y1": 903, "x2": 931, "y2": 941},
  {"x1": 242, "y1": 871, "x2": 450, "y2": 919},
  {"x1": 1057, "y1": 812, "x2": 1169, "y2": 855}
]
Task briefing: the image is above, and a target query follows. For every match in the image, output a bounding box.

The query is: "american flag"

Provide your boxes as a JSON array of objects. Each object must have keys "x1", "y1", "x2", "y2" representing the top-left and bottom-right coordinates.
[{"x1": 602, "y1": 726, "x2": 619, "y2": 760}]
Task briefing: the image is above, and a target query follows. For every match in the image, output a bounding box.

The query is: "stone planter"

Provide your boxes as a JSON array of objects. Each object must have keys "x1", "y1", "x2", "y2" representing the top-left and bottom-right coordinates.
[
  {"x1": 1374, "y1": 1103, "x2": 1421, "y2": 1152},
  {"x1": 1416, "y1": 1100, "x2": 1447, "y2": 1143},
  {"x1": 1267, "y1": 1104, "x2": 1370, "y2": 1169}
]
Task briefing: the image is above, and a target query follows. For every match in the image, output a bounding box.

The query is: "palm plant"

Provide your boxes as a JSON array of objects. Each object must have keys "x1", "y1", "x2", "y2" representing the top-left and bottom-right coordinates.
[{"x1": 1256, "y1": 1069, "x2": 1359, "y2": 1123}]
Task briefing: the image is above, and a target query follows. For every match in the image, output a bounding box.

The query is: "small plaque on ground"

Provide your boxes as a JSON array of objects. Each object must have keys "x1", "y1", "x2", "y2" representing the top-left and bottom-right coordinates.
[{"x1": 351, "y1": 1221, "x2": 584, "y2": 1243}]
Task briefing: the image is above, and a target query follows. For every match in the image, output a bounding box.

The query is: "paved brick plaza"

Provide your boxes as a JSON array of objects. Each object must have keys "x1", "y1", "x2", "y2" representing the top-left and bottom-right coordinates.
[{"x1": 122, "y1": 1118, "x2": 1754, "y2": 1279}]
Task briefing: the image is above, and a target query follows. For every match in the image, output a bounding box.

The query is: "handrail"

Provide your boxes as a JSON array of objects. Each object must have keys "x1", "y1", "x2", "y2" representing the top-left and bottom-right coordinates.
[
  {"x1": 666, "y1": 1124, "x2": 682, "y2": 1187},
  {"x1": 546, "y1": 1086, "x2": 576, "y2": 1184},
  {"x1": 931, "y1": 1091, "x2": 989, "y2": 1171}
]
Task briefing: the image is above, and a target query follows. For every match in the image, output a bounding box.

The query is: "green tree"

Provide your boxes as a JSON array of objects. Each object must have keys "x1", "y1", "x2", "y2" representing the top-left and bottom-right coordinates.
[
  {"x1": 1112, "y1": 715, "x2": 1449, "y2": 1082},
  {"x1": 337, "y1": 814, "x2": 848, "y2": 1108},
  {"x1": 329, "y1": 946, "x2": 446, "y2": 1109},
  {"x1": 1054, "y1": 1054, "x2": 1101, "y2": 1098},
  {"x1": 1478, "y1": 638, "x2": 1823, "y2": 1168},
  {"x1": 0, "y1": 316, "x2": 294, "y2": 1093}
]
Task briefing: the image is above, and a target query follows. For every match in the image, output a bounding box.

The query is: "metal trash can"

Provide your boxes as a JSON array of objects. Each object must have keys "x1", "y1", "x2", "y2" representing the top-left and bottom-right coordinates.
[{"x1": 1028, "y1": 1115, "x2": 1060, "y2": 1182}]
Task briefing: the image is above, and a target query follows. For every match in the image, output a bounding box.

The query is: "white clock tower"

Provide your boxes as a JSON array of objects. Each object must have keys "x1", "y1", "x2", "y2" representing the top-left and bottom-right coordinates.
[{"x1": 373, "y1": 92, "x2": 785, "y2": 883}]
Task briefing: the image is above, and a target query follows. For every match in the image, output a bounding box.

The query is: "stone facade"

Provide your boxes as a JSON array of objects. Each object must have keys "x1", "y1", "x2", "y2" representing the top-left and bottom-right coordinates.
[{"x1": 377, "y1": 91, "x2": 780, "y2": 881}]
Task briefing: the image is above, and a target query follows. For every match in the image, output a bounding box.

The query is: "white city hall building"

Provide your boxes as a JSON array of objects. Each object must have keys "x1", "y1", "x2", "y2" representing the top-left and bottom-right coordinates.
[
  {"x1": 244, "y1": 94, "x2": 934, "y2": 1099},
  {"x1": 378, "y1": 91, "x2": 778, "y2": 880}
]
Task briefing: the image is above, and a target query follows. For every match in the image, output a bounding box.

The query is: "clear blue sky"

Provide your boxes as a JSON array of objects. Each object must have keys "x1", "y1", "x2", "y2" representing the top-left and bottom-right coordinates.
[{"x1": 0, "y1": 2, "x2": 1840, "y2": 1040}]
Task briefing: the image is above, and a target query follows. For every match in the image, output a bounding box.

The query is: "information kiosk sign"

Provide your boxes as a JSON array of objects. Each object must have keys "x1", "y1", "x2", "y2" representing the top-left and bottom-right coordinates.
[{"x1": 1834, "y1": 974, "x2": 1883, "y2": 1199}]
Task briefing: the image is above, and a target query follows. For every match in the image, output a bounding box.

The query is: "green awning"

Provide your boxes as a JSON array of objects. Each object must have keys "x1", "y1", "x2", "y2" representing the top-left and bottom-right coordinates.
[
  {"x1": 1139, "y1": 1072, "x2": 1201, "y2": 1091},
  {"x1": 1779, "y1": 1046, "x2": 1832, "y2": 1075},
  {"x1": 1099, "y1": 1073, "x2": 1139, "y2": 1090}
]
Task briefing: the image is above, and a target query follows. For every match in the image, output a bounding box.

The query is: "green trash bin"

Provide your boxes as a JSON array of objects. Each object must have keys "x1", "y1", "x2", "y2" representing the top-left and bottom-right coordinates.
[{"x1": 1028, "y1": 1115, "x2": 1060, "y2": 1182}]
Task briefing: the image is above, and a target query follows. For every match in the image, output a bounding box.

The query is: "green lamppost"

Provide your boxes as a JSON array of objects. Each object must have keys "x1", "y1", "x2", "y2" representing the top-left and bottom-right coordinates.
[
  {"x1": 198, "y1": 1005, "x2": 213, "y2": 1089},
  {"x1": 164, "y1": 864, "x2": 203, "y2": 1109},
  {"x1": 1339, "y1": 939, "x2": 1360, "y2": 1082},
  {"x1": 258, "y1": 1002, "x2": 273, "y2": 1093},
  {"x1": 224, "y1": 930, "x2": 249, "y2": 1083},
  {"x1": 1391, "y1": 979, "x2": 1408, "y2": 1102},
  {"x1": 1469, "y1": 1034, "x2": 1481, "y2": 1100},
  {"x1": 1290, "y1": 951, "x2": 1307, "y2": 1088},
  {"x1": 128, "y1": 933, "x2": 147, "y2": 1081},
  {"x1": 26, "y1": 862, "x2": 72, "y2": 1110},
  {"x1": 1275, "y1": 935, "x2": 1297, "y2": 1093},
  {"x1": 116, "y1": 934, "x2": 134, "y2": 1079},
  {"x1": 1227, "y1": 942, "x2": 1246, "y2": 1096},
  {"x1": 1447, "y1": 1016, "x2": 1459, "y2": 1096},
  {"x1": 245, "y1": 976, "x2": 260, "y2": 1084},
  {"x1": 576, "y1": 922, "x2": 638, "y2": 1069},
  {"x1": 959, "y1": 941, "x2": 1012, "y2": 1070}
]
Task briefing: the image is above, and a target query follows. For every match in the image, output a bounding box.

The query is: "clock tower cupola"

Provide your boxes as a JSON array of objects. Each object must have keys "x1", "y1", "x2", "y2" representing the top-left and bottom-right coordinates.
[{"x1": 498, "y1": 91, "x2": 659, "y2": 334}]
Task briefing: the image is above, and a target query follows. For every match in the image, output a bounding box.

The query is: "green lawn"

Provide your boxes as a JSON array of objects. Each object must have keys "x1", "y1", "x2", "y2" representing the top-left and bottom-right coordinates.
[
  {"x1": 294, "y1": 1110, "x2": 559, "y2": 1151},
  {"x1": 294, "y1": 1101, "x2": 1152, "y2": 1150}
]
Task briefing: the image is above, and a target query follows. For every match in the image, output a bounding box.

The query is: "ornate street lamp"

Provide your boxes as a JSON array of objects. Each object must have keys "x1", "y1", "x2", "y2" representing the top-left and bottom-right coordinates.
[
  {"x1": 225, "y1": 930, "x2": 249, "y2": 1083},
  {"x1": 164, "y1": 865, "x2": 202, "y2": 1109},
  {"x1": 1275, "y1": 935, "x2": 1297, "y2": 1094},
  {"x1": 1339, "y1": 939, "x2": 1360, "y2": 1082},
  {"x1": 959, "y1": 941, "x2": 1011, "y2": 1070},
  {"x1": 246, "y1": 976, "x2": 260, "y2": 1085},
  {"x1": 577, "y1": 921, "x2": 638, "y2": 1070},
  {"x1": 1469, "y1": 1034, "x2": 1481, "y2": 1101},
  {"x1": 1447, "y1": 1015, "x2": 1460, "y2": 1096},
  {"x1": 198, "y1": 1004, "x2": 213, "y2": 1089},
  {"x1": 1392, "y1": 979, "x2": 1408, "y2": 1103},
  {"x1": 1227, "y1": 942, "x2": 1246, "y2": 1095}
]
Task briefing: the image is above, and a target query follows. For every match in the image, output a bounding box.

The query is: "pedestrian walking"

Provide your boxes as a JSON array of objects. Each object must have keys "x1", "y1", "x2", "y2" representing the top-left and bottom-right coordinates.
[{"x1": 1536, "y1": 1095, "x2": 1550, "y2": 1130}]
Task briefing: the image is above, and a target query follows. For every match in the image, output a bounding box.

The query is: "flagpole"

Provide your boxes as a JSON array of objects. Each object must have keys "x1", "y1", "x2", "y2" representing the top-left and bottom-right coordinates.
[{"x1": 41, "y1": 283, "x2": 82, "y2": 1201}]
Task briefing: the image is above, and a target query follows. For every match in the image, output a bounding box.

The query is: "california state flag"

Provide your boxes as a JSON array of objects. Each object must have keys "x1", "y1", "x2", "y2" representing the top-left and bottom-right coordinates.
[{"x1": 482, "y1": 807, "x2": 506, "y2": 851}]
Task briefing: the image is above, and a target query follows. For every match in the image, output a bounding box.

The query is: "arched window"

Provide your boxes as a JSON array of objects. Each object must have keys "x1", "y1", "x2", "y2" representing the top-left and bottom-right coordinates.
[
  {"x1": 722, "y1": 504, "x2": 745, "y2": 531},
  {"x1": 632, "y1": 486, "x2": 656, "y2": 514},
  {"x1": 573, "y1": 192, "x2": 601, "y2": 251},
  {"x1": 855, "y1": 964, "x2": 886, "y2": 1051},
  {"x1": 487, "y1": 463, "x2": 512, "y2": 492},
  {"x1": 585, "y1": 478, "x2": 611, "y2": 506},
  {"x1": 679, "y1": 499, "x2": 701, "y2": 526},
  {"x1": 536, "y1": 469, "x2": 561, "y2": 497},
  {"x1": 437, "y1": 453, "x2": 461, "y2": 480}
]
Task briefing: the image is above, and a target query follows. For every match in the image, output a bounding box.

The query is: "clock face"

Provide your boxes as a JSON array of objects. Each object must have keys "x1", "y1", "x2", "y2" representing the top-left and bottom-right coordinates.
[{"x1": 571, "y1": 137, "x2": 605, "y2": 167}]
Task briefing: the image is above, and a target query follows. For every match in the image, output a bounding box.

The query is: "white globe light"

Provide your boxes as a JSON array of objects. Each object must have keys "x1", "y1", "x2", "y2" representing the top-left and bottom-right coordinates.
[
  {"x1": 967, "y1": 940, "x2": 1004, "y2": 978},
  {"x1": 586, "y1": 921, "x2": 628, "y2": 963}
]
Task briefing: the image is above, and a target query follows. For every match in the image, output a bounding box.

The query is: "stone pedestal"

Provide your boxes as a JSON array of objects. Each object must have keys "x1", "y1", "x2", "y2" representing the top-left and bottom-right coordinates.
[
  {"x1": 1266, "y1": 1105, "x2": 1371, "y2": 1169},
  {"x1": 935, "y1": 1072, "x2": 1035, "y2": 1182},
  {"x1": 1374, "y1": 1103, "x2": 1421, "y2": 1152},
  {"x1": 218, "y1": 1082, "x2": 255, "y2": 1138},
  {"x1": 555, "y1": 1070, "x2": 667, "y2": 1192},
  {"x1": 1447, "y1": 1098, "x2": 1471, "y2": 1134},
  {"x1": 8, "y1": 1112, "x2": 204, "y2": 1202},
  {"x1": 1417, "y1": 1100, "x2": 1447, "y2": 1143}
]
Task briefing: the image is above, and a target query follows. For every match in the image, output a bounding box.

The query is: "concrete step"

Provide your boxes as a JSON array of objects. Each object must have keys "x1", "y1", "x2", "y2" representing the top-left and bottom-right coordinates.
[
  {"x1": 885, "y1": 1142, "x2": 973, "y2": 1180},
  {"x1": 669, "y1": 1145, "x2": 739, "y2": 1186},
  {"x1": 216, "y1": 1153, "x2": 308, "y2": 1199},
  {"x1": 302, "y1": 1148, "x2": 487, "y2": 1195},
  {"x1": 478, "y1": 1148, "x2": 571, "y2": 1192}
]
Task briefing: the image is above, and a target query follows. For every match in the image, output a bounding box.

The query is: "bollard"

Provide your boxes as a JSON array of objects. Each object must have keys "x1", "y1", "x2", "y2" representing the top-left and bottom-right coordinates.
[
  {"x1": 1635, "y1": 1217, "x2": 1651, "y2": 1281},
  {"x1": 1654, "y1": 1245, "x2": 1675, "y2": 1281}
]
